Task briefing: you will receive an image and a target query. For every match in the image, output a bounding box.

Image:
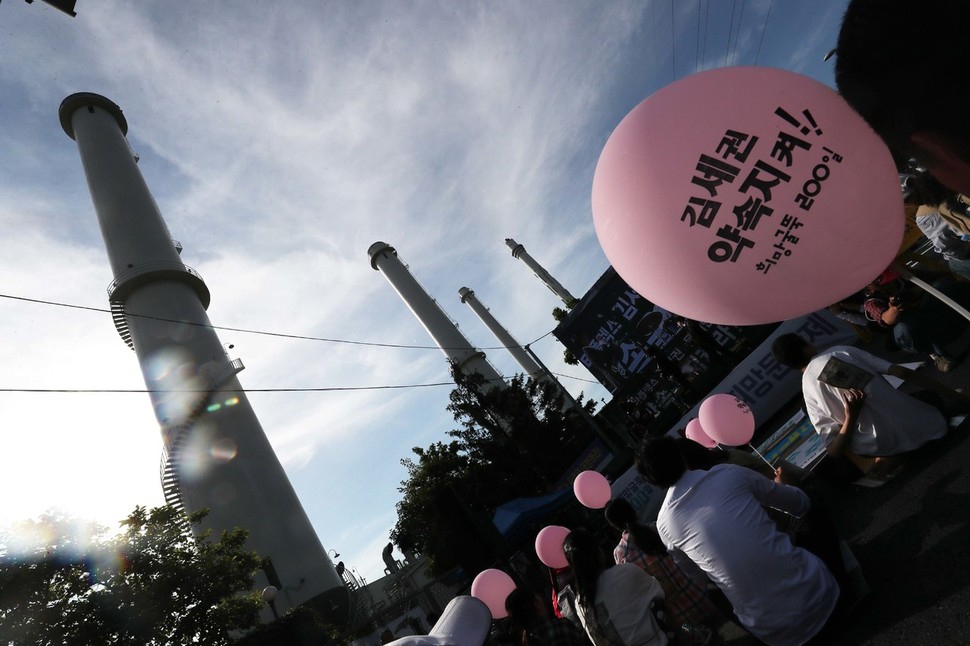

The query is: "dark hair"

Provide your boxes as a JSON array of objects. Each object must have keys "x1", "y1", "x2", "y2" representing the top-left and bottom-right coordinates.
[
  {"x1": 835, "y1": 0, "x2": 970, "y2": 166},
  {"x1": 635, "y1": 436, "x2": 686, "y2": 488},
  {"x1": 604, "y1": 498, "x2": 666, "y2": 556},
  {"x1": 505, "y1": 587, "x2": 538, "y2": 642},
  {"x1": 562, "y1": 528, "x2": 604, "y2": 618},
  {"x1": 677, "y1": 437, "x2": 728, "y2": 471},
  {"x1": 771, "y1": 333, "x2": 813, "y2": 370},
  {"x1": 906, "y1": 171, "x2": 953, "y2": 207}
]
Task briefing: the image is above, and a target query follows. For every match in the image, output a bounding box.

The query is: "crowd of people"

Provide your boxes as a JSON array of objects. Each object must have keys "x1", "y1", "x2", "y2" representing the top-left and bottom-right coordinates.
[{"x1": 453, "y1": 1, "x2": 970, "y2": 644}]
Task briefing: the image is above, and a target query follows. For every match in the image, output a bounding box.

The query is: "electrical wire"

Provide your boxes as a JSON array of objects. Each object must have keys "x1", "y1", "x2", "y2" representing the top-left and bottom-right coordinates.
[
  {"x1": 0, "y1": 372, "x2": 601, "y2": 393},
  {"x1": 670, "y1": 0, "x2": 676, "y2": 81},
  {"x1": 0, "y1": 292, "x2": 555, "y2": 353},
  {"x1": 701, "y1": 0, "x2": 710, "y2": 70},
  {"x1": 0, "y1": 292, "x2": 606, "y2": 392},
  {"x1": 731, "y1": 0, "x2": 746, "y2": 66},
  {"x1": 753, "y1": 0, "x2": 774, "y2": 66},
  {"x1": 694, "y1": 0, "x2": 701, "y2": 73},
  {"x1": 0, "y1": 383, "x2": 455, "y2": 394},
  {"x1": 724, "y1": 0, "x2": 737, "y2": 67}
]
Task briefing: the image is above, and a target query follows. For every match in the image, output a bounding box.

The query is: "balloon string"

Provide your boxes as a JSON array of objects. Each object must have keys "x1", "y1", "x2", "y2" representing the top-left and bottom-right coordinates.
[{"x1": 747, "y1": 442, "x2": 774, "y2": 469}]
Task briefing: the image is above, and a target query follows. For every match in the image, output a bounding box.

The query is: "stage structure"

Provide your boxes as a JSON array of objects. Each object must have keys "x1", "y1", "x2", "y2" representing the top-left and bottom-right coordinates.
[{"x1": 60, "y1": 93, "x2": 347, "y2": 624}]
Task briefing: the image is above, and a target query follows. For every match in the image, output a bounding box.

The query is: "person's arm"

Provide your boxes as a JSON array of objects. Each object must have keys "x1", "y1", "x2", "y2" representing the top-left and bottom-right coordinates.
[
  {"x1": 863, "y1": 295, "x2": 899, "y2": 326},
  {"x1": 824, "y1": 388, "x2": 866, "y2": 458},
  {"x1": 747, "y1": 466, "x2": 811, "y2": 517},
  {"x1": 880, "y1": 299, "x2": 905, "y2": 325},
  {"x1": 887, "y1": 364, "x2": 970, "y2": 407},
  {"x1": 667, "y1": 546, "x2": 709, "y2": 587}
]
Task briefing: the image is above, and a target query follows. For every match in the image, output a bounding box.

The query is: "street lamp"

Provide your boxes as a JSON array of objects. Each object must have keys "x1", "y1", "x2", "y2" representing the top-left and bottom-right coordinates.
[
  {"x1": 328, "y1": 549, "x2": 340, "y2": 559},
  {"x1": 260, "y1": 586, "x2": 280, "y2": 621}
]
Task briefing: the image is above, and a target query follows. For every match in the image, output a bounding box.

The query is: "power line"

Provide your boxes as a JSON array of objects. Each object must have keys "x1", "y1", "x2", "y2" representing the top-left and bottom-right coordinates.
[
  {"x1": 694, "y1": 0, "x2": 701, "y2": 73},
  {"x1": 731, "y1": 0, "x2": 746, "y2": 66},
  {"x1": 724, "y1": 0, "x2": 737, "y2": 67},
  {"x1": 753, "y1": 0, "x2": 774, "y2": 66},
  {"x1": 701, "y1": 0, "x2": 711, "y2": 70},
  {"x1": 0, "y1": 382, "x2": 455, "y2": 394},
  {"x1": 0, "y1": 371, "x2": 602, "y2": 393},
  {"x1": 670, "y1": 0, "x2": 676, "y2": 81},
  {"x1": 0, "y1": 292, "x2": 555, "y2": 353}
]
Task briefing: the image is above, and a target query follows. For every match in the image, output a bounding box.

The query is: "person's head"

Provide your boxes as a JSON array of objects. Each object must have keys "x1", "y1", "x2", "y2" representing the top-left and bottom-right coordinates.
[
  {"x1": 677, "y1": 437, "x2": 727, "y2": 470},
  {"x1": 604, "y1": 497, "x2": 636, "y2": 532},
  {"x1": 771, "y1": 333, "x2": 816, "y2": 370},
  {"x1": 905, "y1": 170, "x2": 953, "y2": 207},
  {"x1": 835, "y1": 0, "x2": 970, "y2": 193},
  {"x1": 604, "y1": 497, "x2": 667, "y2": 556},
  {"x1": 505, "y1": 587, "x2": 545, "y2": 636},
  {"x1": 635, "y1": 435, "x2": 687, "y2": 488},
  {"x1": 562, "y1": 528, "x2": 604, "y2": 611}
]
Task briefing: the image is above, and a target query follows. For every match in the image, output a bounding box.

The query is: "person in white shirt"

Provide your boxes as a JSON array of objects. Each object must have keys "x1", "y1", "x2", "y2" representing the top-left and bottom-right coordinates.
[
  {"x1": 771, "y1": 334, "x2": 954, "y2": 474},
  {"x1": 636, "y1": 436, "x2": 838, "y2": 646},
  {"x1": 563, "y1": 527, "x2": 670, "y2": 646}
]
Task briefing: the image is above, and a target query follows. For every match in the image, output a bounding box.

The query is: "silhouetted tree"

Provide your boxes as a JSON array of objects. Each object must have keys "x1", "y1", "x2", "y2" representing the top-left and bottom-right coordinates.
[
  {"x1": 392, "y1": 369, "x2": 597, "y2": 573},
  {"x1": 0, "y1": 506, "x2": 263, "y2": 646}
]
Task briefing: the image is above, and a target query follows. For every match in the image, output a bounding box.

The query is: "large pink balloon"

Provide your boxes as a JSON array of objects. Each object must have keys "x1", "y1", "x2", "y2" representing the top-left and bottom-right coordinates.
[
  {"x1": 535, "y1": 525, "x2": 571, "y2": 569},
  {"x1": 699, "y1": 394, "x2": 755, "y2": 446},
  {"x1": 470, "y1": 569, "x2": 516, "y2": 619},
  {"x1": 573, "y1": 470, "x2": 612, "y2": 509},
  {"x1": 685, "y1": 418, "x2": 718, "y2": 449},
  {"x1": 592, "y1": 67, "x2": 903, "y2": 325}
]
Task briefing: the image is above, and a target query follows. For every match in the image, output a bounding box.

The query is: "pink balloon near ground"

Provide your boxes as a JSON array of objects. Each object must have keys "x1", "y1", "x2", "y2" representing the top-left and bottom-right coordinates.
[
  {"x1": 591, "y1": 67, "x2": 903, "y2": 325},
  {"x1": 685, "y1": 417, "x2": 718, "y2": 449},
  {"x1": 535, "y1": 525, "x2": 571, "y2": 569},
  {"x1": 470, "y1": 568, "x2": 516, "y2": 619},
  {"x1": 699, "y1": 393, "x2": 754, "y2": 446},
  {"x1": 573, "y1": 470, "x2": 612, "y2": 509}
]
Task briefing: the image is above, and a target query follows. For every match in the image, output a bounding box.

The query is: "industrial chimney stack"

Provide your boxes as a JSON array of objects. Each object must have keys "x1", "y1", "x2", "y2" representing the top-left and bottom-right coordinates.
[
  {"x1": 60, "y1": 93, "x2": 346, "y2": 624},
  {"x1": 457, "y1": 287, "x2": 543, "y2": 378},
  {"x1": 368, "y1": 242, "x2": 505, "y2": 390},
  {"x1": 505, "y1": 238, "x2": 576, "y2": 306}
]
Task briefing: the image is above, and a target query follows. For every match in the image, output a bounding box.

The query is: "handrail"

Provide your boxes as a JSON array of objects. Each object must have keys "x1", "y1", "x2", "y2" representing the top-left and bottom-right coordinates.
[{"x1": 107, "y1": 260, "x2": 210, "y2": 308}]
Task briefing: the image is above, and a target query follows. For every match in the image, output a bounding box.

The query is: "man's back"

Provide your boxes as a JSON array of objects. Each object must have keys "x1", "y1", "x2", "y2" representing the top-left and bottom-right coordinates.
[
  {"x1": 657, "y1": 464, "x2": 837, "y2": 646},
  {"x1": 803, "y1": 345, "x2": 946, "y2": 456}
]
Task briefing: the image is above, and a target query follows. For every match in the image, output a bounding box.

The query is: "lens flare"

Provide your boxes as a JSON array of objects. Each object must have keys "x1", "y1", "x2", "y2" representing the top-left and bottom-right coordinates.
[{"x1": 210, "y1": 438, "x2": 238, "y2": 463}]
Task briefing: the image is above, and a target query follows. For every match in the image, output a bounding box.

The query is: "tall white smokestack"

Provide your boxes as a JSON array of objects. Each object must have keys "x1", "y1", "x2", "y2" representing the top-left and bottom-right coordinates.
[
  {"x1": 60, "y1": 93, "x2": 346, "y2": 624},
  {"x1": 505, "y1": 238, "x2": 576, "y2": 307},
  {"x1": 457, "y1": 287, "x2": 543, "y2": 378},
  {"x1": 368, "y1": 242, "x2": 504, "y2": 389}
]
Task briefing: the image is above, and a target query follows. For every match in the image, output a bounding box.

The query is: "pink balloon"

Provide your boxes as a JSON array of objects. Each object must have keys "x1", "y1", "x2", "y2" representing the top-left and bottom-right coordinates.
[
  {"x1": 470, "y1": 569, "x2": 516, "y2": 619},
  {"x1": 699, "y1": 393, "x2": 754, "y2": 446},
  {"x1": 535, "y1": 525, "x2": 571, "y2": 569},
  {"x1": 573, "y1": 470, "x2": 612, "y2": 509},
  {"x1": 592, "y1": 67, "x2": 902, "y2": 325},
  {"x1": 685, "y1": 418, "x2": 718, "y2": 449}
]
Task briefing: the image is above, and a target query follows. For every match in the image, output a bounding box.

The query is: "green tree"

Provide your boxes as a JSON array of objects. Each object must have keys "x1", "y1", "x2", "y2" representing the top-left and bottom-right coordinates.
[
  {"x1": 392, "y1": 369, "x2": 597, "y2": 573},
  {"x1": 0, "y1": 505, "x2": 263, "y2": 646}
]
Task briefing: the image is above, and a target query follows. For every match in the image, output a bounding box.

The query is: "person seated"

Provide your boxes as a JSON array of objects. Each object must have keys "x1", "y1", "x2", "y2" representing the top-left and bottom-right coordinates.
[
  {"x1": 770, "y1": 333, "x2": 960, "y2": 478},
  {"x1": 604, "y1": 498, "x2": 715, "y2": 644},
  {"x1": 861, "y1": 267, "x2": 969, "y2": 372},
  {"x1": 563, "y1": 528, "x2": 671, "y2": 646},
  {"x1": 635, "y1": 436, "x2": 839, "y2": 646},
  {"x1": 835, "y1": 0, "x2": 970, "y2": 195}
]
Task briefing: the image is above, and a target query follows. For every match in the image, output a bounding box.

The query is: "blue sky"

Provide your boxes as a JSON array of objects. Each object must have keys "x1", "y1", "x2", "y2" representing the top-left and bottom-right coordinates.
[{"x1": 0, "y1": 0, "x2": 849, "y2": 582}]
